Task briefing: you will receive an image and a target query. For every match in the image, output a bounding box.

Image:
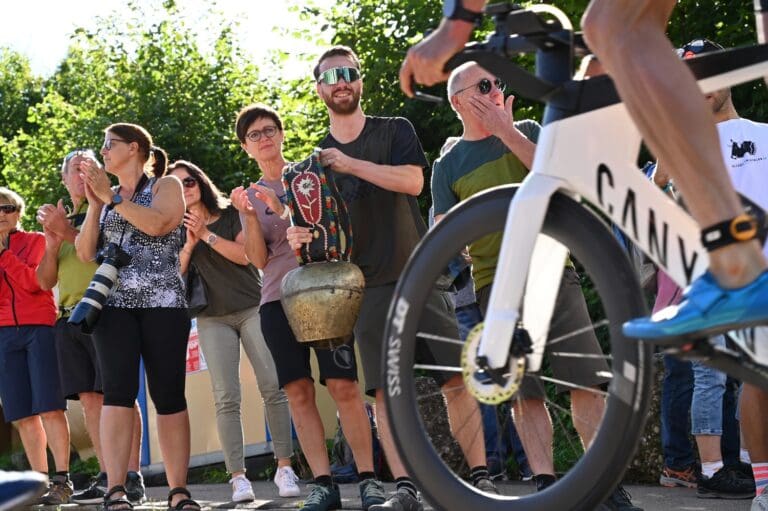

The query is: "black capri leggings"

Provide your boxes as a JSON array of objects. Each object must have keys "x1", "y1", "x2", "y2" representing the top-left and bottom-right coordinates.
[{"x1": 92, "y1": 307, "x2": 191, "y2": 414}]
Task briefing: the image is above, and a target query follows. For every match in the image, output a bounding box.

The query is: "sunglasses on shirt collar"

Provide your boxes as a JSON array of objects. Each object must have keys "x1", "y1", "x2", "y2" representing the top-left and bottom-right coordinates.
[{"x1": 317, "y1": 66, "x2": 362, "y2": 85}]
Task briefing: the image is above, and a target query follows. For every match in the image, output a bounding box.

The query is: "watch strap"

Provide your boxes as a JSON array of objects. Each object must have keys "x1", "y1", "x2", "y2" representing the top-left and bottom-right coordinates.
[{"x1": 447, "y1": 1, "x2": 483, "y2": 24}]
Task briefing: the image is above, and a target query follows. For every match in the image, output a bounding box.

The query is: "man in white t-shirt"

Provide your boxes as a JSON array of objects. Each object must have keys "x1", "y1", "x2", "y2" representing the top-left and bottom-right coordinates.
[{"x1": 670, "y1": 38, "x2": 768, "y2": 509}]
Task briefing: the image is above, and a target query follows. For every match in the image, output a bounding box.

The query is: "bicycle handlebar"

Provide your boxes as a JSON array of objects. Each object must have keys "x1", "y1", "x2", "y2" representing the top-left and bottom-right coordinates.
[{"x1": 442, "y1": 3, "x2": 588, "y2": 104}]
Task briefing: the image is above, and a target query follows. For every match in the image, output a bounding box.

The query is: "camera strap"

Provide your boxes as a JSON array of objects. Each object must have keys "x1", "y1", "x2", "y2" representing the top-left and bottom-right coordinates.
[{"x1": 111, "y1": 173, "x2": 150, "y2": 247}]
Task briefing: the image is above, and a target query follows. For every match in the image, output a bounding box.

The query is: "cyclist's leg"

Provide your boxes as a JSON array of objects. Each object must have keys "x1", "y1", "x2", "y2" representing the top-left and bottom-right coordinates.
[{"x1": 582, "y1": 0, "x2": 768, "y2": 339}]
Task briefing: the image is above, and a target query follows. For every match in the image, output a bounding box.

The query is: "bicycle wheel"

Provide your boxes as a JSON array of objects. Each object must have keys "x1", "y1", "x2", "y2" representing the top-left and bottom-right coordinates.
[{"x1": 383, "y1": 185, "x2": 653, "y2": 511}]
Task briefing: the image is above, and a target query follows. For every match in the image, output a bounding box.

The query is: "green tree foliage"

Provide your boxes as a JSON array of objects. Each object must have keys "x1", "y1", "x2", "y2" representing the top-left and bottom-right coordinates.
[
  {"x1": 0, "y1": 0, "x2": 764, "y2": 230},
  {"x1": 0, "y1": 1, "x2": 262, "y2": 229},
  {"x1": 0, "y1": 49, "x2": 43, "y2": 170}
]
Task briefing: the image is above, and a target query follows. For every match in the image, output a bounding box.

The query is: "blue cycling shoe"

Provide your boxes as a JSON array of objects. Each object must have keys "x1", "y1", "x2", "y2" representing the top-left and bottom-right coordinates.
[{"x1": 623, "y1": 270, "x2": 768, "y2": 343}]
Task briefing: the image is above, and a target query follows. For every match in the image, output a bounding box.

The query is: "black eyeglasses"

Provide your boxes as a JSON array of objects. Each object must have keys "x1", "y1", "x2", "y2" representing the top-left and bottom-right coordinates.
[
  {"x1": 181, "y1": 177, "x2": 198, "y2": 188},
  {"x1": 0, "y1": 204, "x2": 18, "y2": 214},
  {"x1": 245, "y1": 126, "x2": 279, "y2": 143},
  {"x1": 676, "y1": 39, "x2": 724, "y2": 59},
  {"x1": 454, "y1": 77, "x2": 506, "y2": 96},
  {"x1": 102, "y1": 138, "x2": 129, "y2": 151},
  {"x1": 317, "y1": 66, "x2": 362, "y2": 85}
]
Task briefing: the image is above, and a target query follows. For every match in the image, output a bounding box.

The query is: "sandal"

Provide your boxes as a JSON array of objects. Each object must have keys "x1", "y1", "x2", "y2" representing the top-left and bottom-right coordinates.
[
  {"x1": 104, "y1": 485, "x2": 133, "y2": 511},
  {"x1": 167, "y1": 487, "x2": 201, "y2": 511}
]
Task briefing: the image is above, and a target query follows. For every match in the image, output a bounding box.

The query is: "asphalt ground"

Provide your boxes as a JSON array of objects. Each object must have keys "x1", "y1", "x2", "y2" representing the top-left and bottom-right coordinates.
[{"x1": 29, "y1": 481, "x2": 756, "y2": 510}]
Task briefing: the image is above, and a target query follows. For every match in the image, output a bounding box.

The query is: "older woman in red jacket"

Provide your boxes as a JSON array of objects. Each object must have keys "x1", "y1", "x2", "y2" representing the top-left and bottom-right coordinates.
[{"x1": 0, "y1": 187, "x2": 71, "y2": 504}]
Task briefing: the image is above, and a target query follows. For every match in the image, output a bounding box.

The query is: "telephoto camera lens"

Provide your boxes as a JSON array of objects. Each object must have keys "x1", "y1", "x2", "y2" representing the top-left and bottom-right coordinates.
[{"x1": 68, "y1": 243, "x2": 131, "y2": 333}]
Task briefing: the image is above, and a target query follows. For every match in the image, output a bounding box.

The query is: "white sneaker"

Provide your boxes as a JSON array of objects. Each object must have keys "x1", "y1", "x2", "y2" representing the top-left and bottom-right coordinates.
[
  {"x1": 274, "y1": 466, "x2": 301, "y2": 498},
  {"x1": 229, "y1": 474, "x2": 255, "y2": 503}
]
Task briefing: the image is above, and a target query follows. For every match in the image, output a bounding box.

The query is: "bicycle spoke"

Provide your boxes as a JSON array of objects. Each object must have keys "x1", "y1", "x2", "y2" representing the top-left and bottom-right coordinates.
[{"x1": 537, "y1": 376, "x2": 609, "y2": 396}]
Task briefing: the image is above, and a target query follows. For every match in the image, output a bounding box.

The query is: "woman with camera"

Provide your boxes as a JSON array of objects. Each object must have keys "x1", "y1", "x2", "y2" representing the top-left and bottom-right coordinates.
[
  {"x1": 0, "y1": 187, "x2": 72, "y2": 504},
  {"x1": 75, "y1": 123, "x2": 198, "y2": 511},
  {"x1": 168, "y1": 160, "x2": 298, "y2": 502}
]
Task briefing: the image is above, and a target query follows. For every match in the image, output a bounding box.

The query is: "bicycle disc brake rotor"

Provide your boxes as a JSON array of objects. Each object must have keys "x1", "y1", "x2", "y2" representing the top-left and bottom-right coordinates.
[{"x1": 461, "y1": 322, "x2": 525, "y2": 405}]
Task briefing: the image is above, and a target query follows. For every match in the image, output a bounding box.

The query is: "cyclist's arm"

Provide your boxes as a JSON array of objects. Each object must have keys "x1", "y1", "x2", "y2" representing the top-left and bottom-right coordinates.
[{"x1": 399, "y1": 0, "x2": 486, "y2": 96}]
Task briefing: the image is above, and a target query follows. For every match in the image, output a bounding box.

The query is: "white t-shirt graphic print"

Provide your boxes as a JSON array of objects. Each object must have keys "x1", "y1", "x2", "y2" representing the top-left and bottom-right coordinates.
[{"x1": 717, "y1": 117, "x2": 768, "y2": 258}]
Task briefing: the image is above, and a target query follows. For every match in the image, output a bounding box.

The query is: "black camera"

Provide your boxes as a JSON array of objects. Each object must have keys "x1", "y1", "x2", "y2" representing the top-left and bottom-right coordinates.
[{"x1": 68, "y1": 242, "x2": 132, "y2": 333}]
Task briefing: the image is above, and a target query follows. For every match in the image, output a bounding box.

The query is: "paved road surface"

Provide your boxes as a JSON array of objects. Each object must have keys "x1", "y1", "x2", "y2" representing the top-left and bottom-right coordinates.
[{"x1": 30, "y1": 481, "x2": 756, "y2": 510}]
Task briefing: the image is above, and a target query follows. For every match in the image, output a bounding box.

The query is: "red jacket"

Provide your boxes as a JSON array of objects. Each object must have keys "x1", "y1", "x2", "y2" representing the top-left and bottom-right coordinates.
[{"x1": 0, "y1": 230, "x2": 56, "y2": 327}]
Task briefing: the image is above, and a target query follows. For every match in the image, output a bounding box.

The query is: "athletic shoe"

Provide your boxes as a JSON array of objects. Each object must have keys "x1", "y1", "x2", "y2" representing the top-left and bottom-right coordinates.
[
  {"x1": 359, "y1": 478, "x2": 386, "y2": 509},
  {"x1": 302, "y1": 483, "x2": 341, "y2": 511},
  {"x1": 229, "y1": 474, "x2": 255, "y2": 503},
  {"x1": 533, "y1": 474, "x2": 556, "y2": 492},
  {"x1": 274, "y1": 466, "x2": 300, "y2": 498},
  {"x1": 125, "y1": 470, "x2": 146, "y2": 504},
  {"x1": 38, "y1": 475, "x2": 73, "y2": 505},
  {"x1": 727, "y1": 461, "x2": 756, "y2": 482},
  {"x1": 0, "y1": 470, "x2": 48, "y2": 511},
  {"x1": 369, "y1": 491, "x2": 424, "y2": 511},
  {"x1": 623, "y1": 270, "x2": 768, "y2": 342},
  {"x1": 659, "y1": 465, "x2": 698, "y2": 488},
  {"x1": 474, "y1": 477, "x2": 500, "y2": 494},
  {"x1": 599, "y1": 485, "x2": 643, "y2": 510},
  {"x1": 752, "y1": 490, "x2": 768, "y2": 510},
  {"x1": 697, "y1": 466, "x2": 755, "y2": 499},
  {"x1": 71, "y1": 472, "x2": 108, "y2": 504}
]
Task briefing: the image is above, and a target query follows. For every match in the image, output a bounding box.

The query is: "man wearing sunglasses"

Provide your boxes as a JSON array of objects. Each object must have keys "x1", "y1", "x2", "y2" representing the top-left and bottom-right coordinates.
[
  {"x1": 432, "y1": 61, "x2": 640, "y2": 511},
  {"x1": 36, "y1": 150, "x2": 145, "y2": 505},
  {"x1": 400, "y1": 0, "x2": 768, "y2": 354},
  {"x1": 287, "y1": 45, "x2": 494, "y2": 511}
]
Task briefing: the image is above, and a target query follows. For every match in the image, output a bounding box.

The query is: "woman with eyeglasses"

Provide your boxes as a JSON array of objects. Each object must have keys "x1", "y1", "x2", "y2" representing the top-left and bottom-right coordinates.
[
  {"x1": 231, "y1": 104, "x2": 379, "y2": 508},
  {"x1": 75, "y1": 123, "x2": 198, "y2": 511},
  {"x1": 167, "y1": 160, "x2": 298, "y2": 502},
  {"x1": 0, "y1": 187, "x2": 70, "y2": 501}
]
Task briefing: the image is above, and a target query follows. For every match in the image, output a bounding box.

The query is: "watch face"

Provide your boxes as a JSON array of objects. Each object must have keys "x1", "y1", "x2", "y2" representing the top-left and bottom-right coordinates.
[
  {"x1": 112, "y1": 194, "x2": 123, "y2": 204},
  {"x1": 443, "y1": 0, "x2": 457, "y2": 18}
]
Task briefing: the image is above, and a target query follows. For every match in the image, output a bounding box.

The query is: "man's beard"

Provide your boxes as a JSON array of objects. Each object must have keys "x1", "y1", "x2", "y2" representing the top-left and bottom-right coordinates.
[{"x1": 323, "y1": 88, "x2": 361, "y2": 115}]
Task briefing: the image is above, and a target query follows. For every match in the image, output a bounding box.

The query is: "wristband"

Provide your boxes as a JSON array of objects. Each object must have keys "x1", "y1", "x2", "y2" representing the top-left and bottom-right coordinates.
[{"x1": 279, "y1": 205, "x2": 291, "y2": 220}]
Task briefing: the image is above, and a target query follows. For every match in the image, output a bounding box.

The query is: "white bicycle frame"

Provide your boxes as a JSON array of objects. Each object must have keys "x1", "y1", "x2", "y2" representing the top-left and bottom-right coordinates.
[{"x1": 477, "y1": 55, "x2": 768, "y2": 376}]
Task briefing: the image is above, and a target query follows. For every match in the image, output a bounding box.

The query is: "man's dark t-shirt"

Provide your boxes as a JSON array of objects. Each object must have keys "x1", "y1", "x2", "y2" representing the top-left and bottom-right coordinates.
[{"x1": 319, "y1": 116, "x2": 429, "y2": 287}]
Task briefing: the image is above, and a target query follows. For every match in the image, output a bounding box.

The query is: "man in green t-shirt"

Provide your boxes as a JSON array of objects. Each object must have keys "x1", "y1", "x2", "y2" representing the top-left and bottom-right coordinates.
[
  {"x1": 432, "y1": 62, "x2": 639, "y2": 510},
  {"x1": 36, "y1": 150, "x2": 145, "y2": 505}
]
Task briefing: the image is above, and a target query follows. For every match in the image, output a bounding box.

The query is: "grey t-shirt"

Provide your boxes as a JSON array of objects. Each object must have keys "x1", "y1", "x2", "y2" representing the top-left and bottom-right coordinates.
[{"x1": 254, "y1": 178, "x2": 298, "y2": 305}]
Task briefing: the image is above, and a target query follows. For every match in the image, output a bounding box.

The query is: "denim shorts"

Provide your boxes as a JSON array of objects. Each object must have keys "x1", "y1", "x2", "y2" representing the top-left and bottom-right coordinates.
[{"x1": 0, "y1": 325, "x2": 66, "y2": 422}]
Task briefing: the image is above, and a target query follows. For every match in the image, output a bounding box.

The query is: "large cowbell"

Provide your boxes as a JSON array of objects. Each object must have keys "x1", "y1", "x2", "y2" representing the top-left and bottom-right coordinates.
[{"x1": 280, "y1": 149, "x2": 364, "y2": 350}]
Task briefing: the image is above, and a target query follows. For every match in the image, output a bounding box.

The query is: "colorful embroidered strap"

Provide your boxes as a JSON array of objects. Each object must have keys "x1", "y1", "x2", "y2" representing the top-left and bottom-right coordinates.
[{"x1": 283, "y1": 149, "x2": 354, "y2": 264}]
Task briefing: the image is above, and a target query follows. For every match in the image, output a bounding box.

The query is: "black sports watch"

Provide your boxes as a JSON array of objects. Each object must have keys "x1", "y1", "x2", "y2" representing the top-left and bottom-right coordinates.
[
  {"x1": 108, "y1": 193, "x2": 123, "y2": 209},
  {"x1": 443, "y1": 0, "x2": 483, "y2": 24}
]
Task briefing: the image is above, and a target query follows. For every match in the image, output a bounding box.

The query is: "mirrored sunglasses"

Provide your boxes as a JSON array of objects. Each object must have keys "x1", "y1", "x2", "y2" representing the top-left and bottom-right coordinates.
[
  {"x1": 317, "y1": 66, "x2": 362, "y2": 85},
  {"x1": 675, "y1": 38, "x2": 724, "y2": 59}
]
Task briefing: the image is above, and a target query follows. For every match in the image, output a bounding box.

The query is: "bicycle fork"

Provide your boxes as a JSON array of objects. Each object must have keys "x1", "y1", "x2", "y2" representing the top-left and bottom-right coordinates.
[{"x1": 477, "y1": 172, "x2": 571, "y2": 375}]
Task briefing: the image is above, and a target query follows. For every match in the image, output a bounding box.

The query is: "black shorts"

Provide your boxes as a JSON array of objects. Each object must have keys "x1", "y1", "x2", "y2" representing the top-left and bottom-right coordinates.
[
  {"x1": 477, "y1": 266, "x2": 610, "y2": 399},
  {"x1": 356, "y1": 283, "x2": 460, "y2": 396},
  {"x1": 259, "y1": 300, "x2": 358, "y2": 388},
  {"x1": 54, "y1": 318, "x2": 102, "y2": 399}
]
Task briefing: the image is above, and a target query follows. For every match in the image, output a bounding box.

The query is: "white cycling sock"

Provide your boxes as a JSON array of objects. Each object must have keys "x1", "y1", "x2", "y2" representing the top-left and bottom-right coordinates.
[
  {"x1": 701, "y1": 461, "x2": 724, "y2": 479},
  {"x1": 742, "y1": 448, "x2": 752, "y2": 464}
]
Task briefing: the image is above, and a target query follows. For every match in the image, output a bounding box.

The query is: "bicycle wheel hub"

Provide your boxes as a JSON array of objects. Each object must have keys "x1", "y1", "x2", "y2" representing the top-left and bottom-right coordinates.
[{"x1": 461, "y1": 322, "x2": 525, "y2": 404}]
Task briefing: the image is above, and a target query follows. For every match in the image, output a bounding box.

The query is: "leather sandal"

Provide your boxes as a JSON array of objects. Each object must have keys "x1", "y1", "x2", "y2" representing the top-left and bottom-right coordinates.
[{"x1": 167, "y1": 487, "x2": 201, "y2": 511}]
